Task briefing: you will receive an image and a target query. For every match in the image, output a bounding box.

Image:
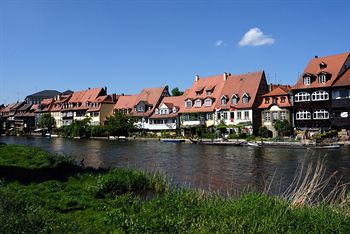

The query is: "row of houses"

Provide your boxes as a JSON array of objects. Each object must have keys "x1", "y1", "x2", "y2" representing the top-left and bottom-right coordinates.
[{"x1": 1, "y1": 52, "x2": 350, "y2": 137}]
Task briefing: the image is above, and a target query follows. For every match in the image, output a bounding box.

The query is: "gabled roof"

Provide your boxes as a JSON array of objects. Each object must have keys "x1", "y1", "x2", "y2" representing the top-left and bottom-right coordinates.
[
  {"x1": 180, "y1": 73, "x2": 228, "y2": 113},
  {"x1": 292, "y1": 52, "x2": 350, "y2": 90},
  {"x1": 216, "y1": 71, "x2": 266, "y2": 110},
  {"x1": 0, "y1": 103, "x2": 16, "y2": 114},
  {"x1": 18, "y1": 103, "x2": 32, "y2": 111},
  {"x1": 150, "y1": 95, "x2": 185, "y2": 119},
  {"x1": 333, "y1": 68, "x2": 350, "y2": 87},
  {"x1": 68, "y1": 87, "x2": 104, "y2": 104},
  {"x1": 262, "y1": 86, "x2": 291, "y2": 97},
  {"x1": 114, "y1": 86, "x2": 168, "y2": 117},
  {"x1": 26, "y1": 90, "x2": 61, "y2": 98}
]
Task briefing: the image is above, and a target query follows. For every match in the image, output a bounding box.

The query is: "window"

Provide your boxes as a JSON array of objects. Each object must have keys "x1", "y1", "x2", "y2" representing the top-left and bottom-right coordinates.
[
  {"x1": 281, "y1": 97, "x2": 286, "y2": 103},
  {"x1": 92, "y1": 112, "x2": 99, "y2": 117},
  {"x1": 304, "y1": 76, "x2": 311, "y2": 85},
  {"x1": 311, "y1": 90, "x2": 329, "y2": 101},
  {"x1": 206, "y1": 113, "x2": 213, "y2": 120},
  {"x1": 295, "y1": 92, "x2": 310, "y2": 102},
  {"x1": 242, "y1": 94, "x2": 249, "y2": 104},
  {"x1": 172, "y1": 107, "x2": 177, "y2": 113},
  {"x1": 244, "y1": 111, "x2": 249, "y2": 120},
  {"x1": 185, "y1": 100, "x2": 192, "y2": 108},
  {"x1": 137, "y1": 105, "x2": 144, "y2": 112},
  {"x1": 296, "y1": 111, "x2": 311, "y2": 120},
  {"x1": 206, "y1": 90, "x2": 212, "y2": 95},
  {"x1": 264, "y1": 112, "x2": 271, "y2": 122},
  {"x1": 313, "y1": 110, "x2": 329, "y2": 119},
  {"x1": 160, "y1": 109, "x2": 168, "y2": 115},
  {"x1": 232, "y1": 97, "x2": 238, "y2": 104},
  {"x1": 265, "y1": 98, "x2": 270, "y2": 104},
  {"x1": 223, "y1": 112, "x2": 228, "y2": 120},
  {"x1": 194, "y1": 99, "x2": 202, "y2": 108},
  {"x1": 221, "y1": 96, "x2": 228, "y2": 105},
  {"x1": 272, "y1": 111, "x2": 278, "y2": 121},
  {"x1": 318, "y1": 74, "x2": 326, "y2": 83},
  {"x1": 155, "y1": 108, "x2": 159, "y2": 114},
  {"x1": 272, "y1": 97, "x2": 278, "y2": 104},
  {"x1": 280, "y1": 111, "x2": 286, "y2": 120},
  {"x1": 204, "y1": 98, "x2": 212, "y2": 107},
  {"x1": 237, "y1": 111, "x2": 242, "y2": 120}
]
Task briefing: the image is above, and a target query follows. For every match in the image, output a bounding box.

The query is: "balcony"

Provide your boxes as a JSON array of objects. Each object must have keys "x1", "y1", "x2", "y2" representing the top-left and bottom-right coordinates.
[
  {"x1": 332, "y1": 99, "x2": 350, "y2": 108},
  {"x1": 331, "y1": 117, "x2": 350, "y2": 127}
]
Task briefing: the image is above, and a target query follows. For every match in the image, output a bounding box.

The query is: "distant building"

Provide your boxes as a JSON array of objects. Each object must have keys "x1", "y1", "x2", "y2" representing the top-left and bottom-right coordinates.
[
  {"x1": 25, "y1": 90, "x2": 61, "y2": 105},
  {"x1": 258, "y1": 85, "x2": 293, "y2": 137},
  {"x1": 292, "y1": 52, "x2": 350, "y2": 131},
  {"x1": 113, "y1": 86, "x2": 170, "y2": 130}
]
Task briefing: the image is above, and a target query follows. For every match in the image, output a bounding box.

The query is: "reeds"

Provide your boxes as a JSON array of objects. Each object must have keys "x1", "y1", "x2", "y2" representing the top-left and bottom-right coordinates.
[{"x1": 283, "y1": 156, "x2": 349, "y2": 206}]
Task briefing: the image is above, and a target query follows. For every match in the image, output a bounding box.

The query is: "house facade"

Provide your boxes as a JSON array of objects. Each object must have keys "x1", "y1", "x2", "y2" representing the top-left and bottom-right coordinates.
[
  {"x1": 292, "y1": 52, "x2": 350, "y2": 131},
  {"x1": 331, "y1": 67, "x2": 350, "y2": 130},
  {"x1": 180, "y1": 71, "x2": 268, "y2": 135},
  {"x1": 148, "y1": 95, "x2": 185, "y2": 131},
  {"x1": 86, "y1": 95, "x2": 118, "y2": 126},
  {"x1": 215, "y1": 71, "x2": 269, "y2": 135},
  {"x1": 113, "y1": 86, "x2": 170, "y2": 130},
  {"x1": 258, "y1": 85, "x2": 292, "y2": 137}
]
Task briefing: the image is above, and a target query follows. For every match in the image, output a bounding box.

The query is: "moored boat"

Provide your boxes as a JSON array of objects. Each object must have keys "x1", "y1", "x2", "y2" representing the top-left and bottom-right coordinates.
[
  {"x1": 190, "y1": 139, "x2": 244, "y2": 146},
  {"x1": 161, "y1": 139, "x2": 186, "y2": 143},
  {"x1": 247, "y1": 142, "x2": 340, "y2": 149}
]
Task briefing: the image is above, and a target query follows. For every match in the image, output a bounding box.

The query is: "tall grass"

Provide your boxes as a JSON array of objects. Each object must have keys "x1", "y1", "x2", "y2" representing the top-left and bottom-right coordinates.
[{"x1": 1, "y1": 144, "x2": 350, "y2": 233}]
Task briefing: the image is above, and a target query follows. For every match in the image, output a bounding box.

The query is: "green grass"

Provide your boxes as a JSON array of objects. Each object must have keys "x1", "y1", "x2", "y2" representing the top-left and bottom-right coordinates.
[{"x1": 0, "y1": 144, "x2": 350, "y2": 233}]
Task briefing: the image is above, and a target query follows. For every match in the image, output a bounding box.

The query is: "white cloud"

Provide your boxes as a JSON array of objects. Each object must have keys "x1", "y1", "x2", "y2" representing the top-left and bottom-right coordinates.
[
  {"x1": 215, "y1": 40, "x2": 225, "y2": 47},
  {"x1": 238, "y1": 27, "x2": 275, "y2": 47}
]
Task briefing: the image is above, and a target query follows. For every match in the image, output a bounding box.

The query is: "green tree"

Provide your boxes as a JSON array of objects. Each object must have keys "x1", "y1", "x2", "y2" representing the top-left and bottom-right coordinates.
[
  {"x1": 106, "y1": 111, "x2": 136, "y2": 136},
  {"x1": 273, "y1": 120, "x2": 290, "y2": 136},
  {"x1": 38, "y1": 113, "x2": 55, "y2": 133},
  {"x1": 258, "y1": 126, "x2": 269, "y2": 138},
  {"x1": 70, "y1": 117, "x2": 92, "y2": 137},
  {"x1": 217, "y1": 120, "x2": 228, "y2": 136},
  {"x1": 171, "y1": 87, "x2": 184, "y2": 96}
]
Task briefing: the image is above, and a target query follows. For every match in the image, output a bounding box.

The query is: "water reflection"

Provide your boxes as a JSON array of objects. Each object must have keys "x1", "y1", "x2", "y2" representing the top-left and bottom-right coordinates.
[{"x1": 1, "y1": 136, "x2": 350, "y2": 194}]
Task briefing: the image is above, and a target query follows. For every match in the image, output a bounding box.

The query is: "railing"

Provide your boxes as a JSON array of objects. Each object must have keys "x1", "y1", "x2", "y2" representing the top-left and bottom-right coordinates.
[
  {"x1": 332, "y1": 98, "x2": 350, "y2": 108},
  {"x1": 331, "y1": 117, "x2": 350, "y2": 127}
]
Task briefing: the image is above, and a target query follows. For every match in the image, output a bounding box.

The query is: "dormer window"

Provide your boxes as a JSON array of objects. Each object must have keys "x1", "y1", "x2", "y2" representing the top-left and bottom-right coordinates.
[
  {"x1": 185, "y1": 100, "x2": 192, "y2": 108},
  {"x1": 221, "y1": 96, "x2": 228, "y2": 105},
  {"x1": 319, "y1": 62, "x2": 327, "y2": 69},
  {"x1": 265, "y1": 98, "x2": 270, "y2": 104},
  {"x1": 232, "y1": 95, "x2": 238, "y2": 104},
  {"x1": 318, "y1": 74, "x2": 326, "y2": 84},
  {"x1": 194, "y1": 99, "x2": 202, "y2": 108},
  {"x1": 304, "y1": 76, "x2": 311, "y2": 85},
  {"x1": 242, "y1": 93, "x2": 249, "y2": 104},
  {"x1": 281, "y1": 97, "x2": 286, "y2": 103},
  {"x1": 272, "y1": 97, "x2": 278, "y2": 104},
  {"x1": 204, "y1": 98, "x2": 212, "y2": 107},
  {"x1": 155, "y1": 108, "x2": 159, "y2": 114},
  {"x1": 206, "y1": 90, "x2": 212, "y2": 95},
  {"x1": 172, "y1": 107, "x2": 177, "y2": 113}
]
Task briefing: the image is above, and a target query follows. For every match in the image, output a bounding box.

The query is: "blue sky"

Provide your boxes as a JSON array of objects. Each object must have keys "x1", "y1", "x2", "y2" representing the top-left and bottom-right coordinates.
[{"x1": 1, "y1": 0, "x2": 349, "y2": 103}]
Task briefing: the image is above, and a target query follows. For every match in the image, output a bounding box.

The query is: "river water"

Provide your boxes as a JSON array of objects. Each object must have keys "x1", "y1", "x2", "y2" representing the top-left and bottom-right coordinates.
[{"x1": 2, "y1": 136, "x2": 350, "y2": 194}]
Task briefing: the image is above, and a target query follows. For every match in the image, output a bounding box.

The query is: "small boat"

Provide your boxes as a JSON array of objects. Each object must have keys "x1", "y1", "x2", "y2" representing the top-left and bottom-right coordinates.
[
  {"x1": 247, "y1": 142, "x2": 340, "y2": 149},
  {"x1": 161, "y1": 139, "x2": 186, "y2": 143},
  {"x1": 190, "y1": 139, "x2": 243, "y2": 146}
]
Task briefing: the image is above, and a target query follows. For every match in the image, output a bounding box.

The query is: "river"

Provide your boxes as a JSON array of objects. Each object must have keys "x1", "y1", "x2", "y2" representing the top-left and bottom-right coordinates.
[{"x1": 1, "y1": 136, "x2": 350, "y2": 195}]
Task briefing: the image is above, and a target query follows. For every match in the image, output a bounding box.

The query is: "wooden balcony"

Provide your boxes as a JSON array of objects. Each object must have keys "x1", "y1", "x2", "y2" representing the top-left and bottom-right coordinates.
[
  {"x1": 332, "y1": 99, "x2": 350, "y2": 108},
  {"x1": 331, "y1": 117, "x2": 350, "y2": 127}
]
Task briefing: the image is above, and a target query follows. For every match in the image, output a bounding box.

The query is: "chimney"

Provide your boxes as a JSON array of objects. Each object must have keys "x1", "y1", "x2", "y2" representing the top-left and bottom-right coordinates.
[
  {"x1": 104, "y1": 86, "x2": 107, "y2": 94},
  {"x1": 195, "y1": 75, "x2": 200, "y2": 81},
  {"x1": 223, "y1": 72, "x2": 228, "y2": 81},
  {"x1": 269, "y1": 84, "x2": 272, "y2": 92}
]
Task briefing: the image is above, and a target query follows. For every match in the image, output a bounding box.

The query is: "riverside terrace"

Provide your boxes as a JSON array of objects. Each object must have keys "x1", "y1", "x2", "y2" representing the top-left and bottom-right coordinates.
[{"x1": 1, "y1": 52, "x2": 350, "y2": 136}]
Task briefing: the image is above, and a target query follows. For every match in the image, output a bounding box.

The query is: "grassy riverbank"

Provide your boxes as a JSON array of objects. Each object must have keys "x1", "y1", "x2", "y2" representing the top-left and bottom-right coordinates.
[{"x1": 0, "y1": 144, "x2": 349, "y2": 233}]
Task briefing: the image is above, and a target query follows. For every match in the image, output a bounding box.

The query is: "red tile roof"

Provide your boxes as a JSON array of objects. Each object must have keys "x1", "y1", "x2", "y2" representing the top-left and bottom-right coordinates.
[
  {"x1": 333, "y1": 68, "x2": 350, "y2": 87},
  {"x1": 292, "y1": 52, "x2": 350, "y2": 90},
  {"x1": 216, "y1": 71, "x2": 266, "y2": 110},
  {"x1": 114, "y1": 87, "x2": 168, "y2": 117},
  {"x1": 179, "y1": 74, "x2": 227, "y2": 113},
  {"x1": 150, "y1": 95, "x2": 185, "y2": 119}
]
